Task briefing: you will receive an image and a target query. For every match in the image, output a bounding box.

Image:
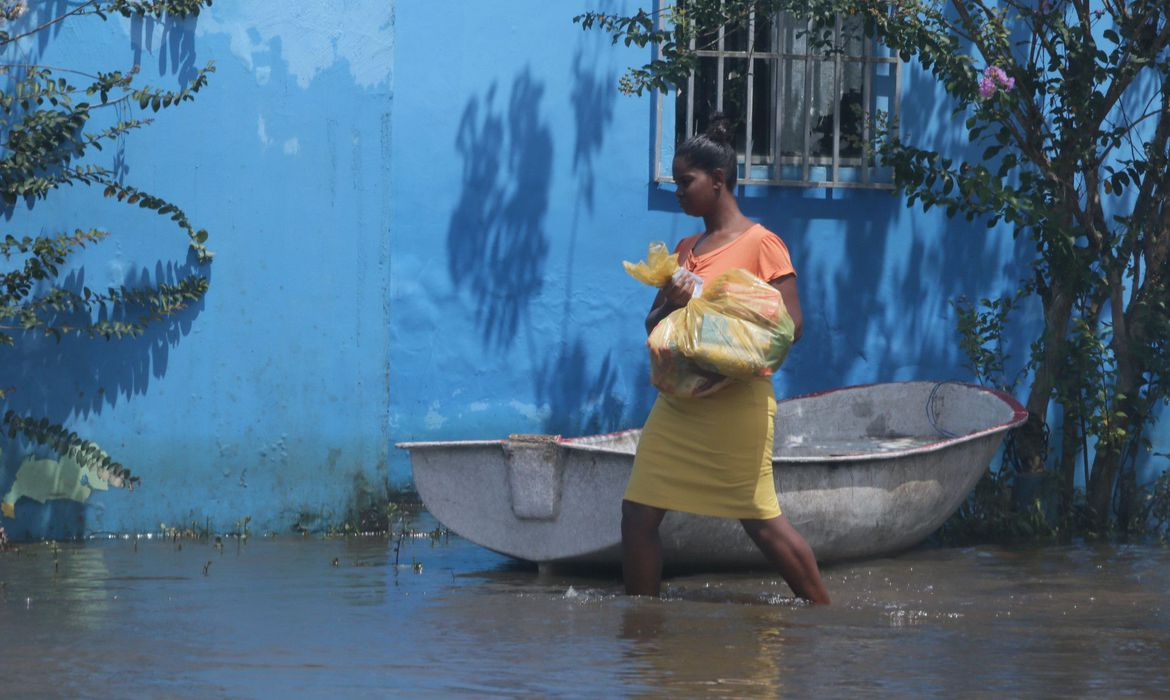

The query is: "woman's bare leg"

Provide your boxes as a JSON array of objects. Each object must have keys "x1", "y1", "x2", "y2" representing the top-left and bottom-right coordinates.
[
  {"x1": 621, "y1": 500, "x2": 668, "y2": 596},
  {"x1": 740, "y1": 514, "x2": 830, "y2": 604}
]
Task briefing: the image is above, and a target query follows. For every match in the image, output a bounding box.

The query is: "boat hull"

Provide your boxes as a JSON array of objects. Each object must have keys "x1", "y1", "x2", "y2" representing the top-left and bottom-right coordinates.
[{"x1": 401, "y1": 381, "x2": 1027, "y2": 567}]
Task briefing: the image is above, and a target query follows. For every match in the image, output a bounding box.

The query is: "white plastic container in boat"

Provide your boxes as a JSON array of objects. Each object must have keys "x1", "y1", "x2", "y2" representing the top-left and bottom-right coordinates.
[{"x1": 398, "y1": 381, "x2": 1027, "y2": 568}]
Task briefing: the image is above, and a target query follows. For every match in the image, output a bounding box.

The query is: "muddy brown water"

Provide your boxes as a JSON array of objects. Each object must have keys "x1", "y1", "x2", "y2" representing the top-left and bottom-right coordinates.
[{"x1": 1, "y1": 513, "x2": 1168, "y2": 698}]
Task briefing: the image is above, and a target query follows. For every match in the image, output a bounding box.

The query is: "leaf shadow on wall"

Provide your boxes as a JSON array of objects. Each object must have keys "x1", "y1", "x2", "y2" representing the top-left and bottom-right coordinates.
[
  {"x1": 127, "y1": 11, "x2": 201, "y2": 86},
  {"x1": 536, "y1": 339, "x2": 621, "y2": 437},
  {"x1": 28, "y1": 1, "x2": 72, "y2": 52},
  {"x1": 0, "y1": 256, "x2": 207, "y2": 538},
  {"x1": 0, "y1": 10, "x2": 209, "y2": 539},
  {"x1": 532, "y1": 43, "x2": 651, "y2": 437},
  {"x1": 568, "y1": 46, "x2": 615, "y2": 213},
  {"x1": 446, "y1": 69, "x2": 553, "y2": 350}
]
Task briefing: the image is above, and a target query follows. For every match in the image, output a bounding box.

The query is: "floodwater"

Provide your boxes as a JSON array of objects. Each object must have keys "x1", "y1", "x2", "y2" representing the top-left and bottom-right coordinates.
[{"x1": 2, "y1": 514, "x2": 1168, "y2": 698}]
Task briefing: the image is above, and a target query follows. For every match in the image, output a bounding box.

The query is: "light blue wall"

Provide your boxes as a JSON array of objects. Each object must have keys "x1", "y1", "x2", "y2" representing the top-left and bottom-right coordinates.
[
  {"x1": 1, "y1": 1, "x2": 1164, "y2": 539},
  {"x1": 1, "y1": 3, "x2": 396, "y2": 538}
]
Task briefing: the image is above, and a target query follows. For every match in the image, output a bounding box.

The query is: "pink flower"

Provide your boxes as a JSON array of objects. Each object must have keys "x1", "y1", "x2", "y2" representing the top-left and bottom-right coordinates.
[
  {"x1": 979, "y1": 77, "x2": 997, "y2": 99},
  {"x1": 979, "y1": 65, "x2": 1015, "y2": 99}
]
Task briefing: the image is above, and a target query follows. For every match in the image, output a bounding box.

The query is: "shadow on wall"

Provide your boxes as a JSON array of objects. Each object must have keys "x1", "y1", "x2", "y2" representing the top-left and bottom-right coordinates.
[
  {"x1": 536, "y1": 339, "x2": 621, "y2": 437},
  {"x1": 737, "y1": 189, "x2": 897, "y2": 395},
  {"x1": 568, "y1": 46, "x2": 615, "y2": 213},
  {"x1": 0, "y1": 257, "x2": 207, "y2": 420},
  {"x1": 0, "y1": 255, "x2": 207, "y2": 539},
  {"x1": 16, "y1": 3, "x2": 198, "y2": 85},
  {"x1": 27, "y1": 1, "x2": 70, "y2": 53},
  {"x1": 0, "y1": 9, "x2": 210, "y2": 539},
  {"x1": 128, "y1": 11, "x2": 201, "y2": 85},
  {"x1": 537, "y1": 347, "x2": 658, "y2": 437},
  {"x1": 532, "y1": 40, "x2": 648, "y2": 437},
  {"x1": 446, "y1": 68, "x2": 553, "y2": 350}
]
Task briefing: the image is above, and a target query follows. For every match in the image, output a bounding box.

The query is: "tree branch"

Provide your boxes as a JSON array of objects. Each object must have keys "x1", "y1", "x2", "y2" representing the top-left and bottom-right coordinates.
[
  {"x1": 1, "y1": 1, "x2": 101, "y2": 47},
  {"x1": 0, "y1": 63, "x2": 100, "y2": 80}
]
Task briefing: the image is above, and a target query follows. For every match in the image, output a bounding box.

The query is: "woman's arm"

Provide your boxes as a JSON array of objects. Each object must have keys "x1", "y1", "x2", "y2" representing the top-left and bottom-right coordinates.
[
  {"x1": 645, "y1": 235, "x2": 704, "y2": 335},
  {"x1": 771, "y1": 274, "x2": 803, "y2": 342},
  {"x1": 644, "y1": 274, "x2": 700, "y2": 335},
  {"x1": 644, "y1": 290, "x2": 676, "y2": 335}
]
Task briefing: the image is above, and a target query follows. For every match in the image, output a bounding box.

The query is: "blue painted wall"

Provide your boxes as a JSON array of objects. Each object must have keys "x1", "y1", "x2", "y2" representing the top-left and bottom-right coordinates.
[
  {"x1": 1, "y1": 1, "x2": 1164, "y2": 538},
  {"x1": 387, "y1": 1, "x2": 1034, "y2": 446},
  {"x1": 1, "y1": 3, "x2": 396, "y2": 538}
]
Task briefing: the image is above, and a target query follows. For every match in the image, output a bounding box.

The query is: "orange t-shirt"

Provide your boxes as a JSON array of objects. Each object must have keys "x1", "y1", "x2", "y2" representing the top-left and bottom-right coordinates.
[{"x1": 675, "y1": 223, "x2": 796, "y2": 285}]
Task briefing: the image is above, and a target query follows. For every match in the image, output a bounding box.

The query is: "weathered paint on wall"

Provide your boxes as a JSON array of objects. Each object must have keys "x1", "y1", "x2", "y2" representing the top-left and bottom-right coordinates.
[
  {"x1": 1, "y1": 1, "x2": 1165, "y2": 538},
  {"x1": 1, "y1": 450, "x2": 113, "y2": 520},
  {"x1": 0, "y1": 2, "x2": 396, "y2": 538}
]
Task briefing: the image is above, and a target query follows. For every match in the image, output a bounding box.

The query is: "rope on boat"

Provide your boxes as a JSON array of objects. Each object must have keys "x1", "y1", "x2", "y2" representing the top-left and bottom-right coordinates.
[{"x1": 927, "y1": 381, "x2": 961, "y2": 439}]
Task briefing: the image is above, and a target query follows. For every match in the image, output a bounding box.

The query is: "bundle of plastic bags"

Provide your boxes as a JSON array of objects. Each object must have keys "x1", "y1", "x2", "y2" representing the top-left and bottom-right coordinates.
[
  {"x1": 646, "y1": 311, "x2": 735, "y2": 397},
  {"x1": 624, "y1": 241, "x2": 796, "y2": 398},
  {"x1": 622, "y1": 241, "x2": 678, "y2": 287}
]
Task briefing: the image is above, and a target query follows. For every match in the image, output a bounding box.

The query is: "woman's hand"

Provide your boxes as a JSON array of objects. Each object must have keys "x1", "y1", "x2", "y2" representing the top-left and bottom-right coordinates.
[
  {"x1": 663, "y1": 271, "x2": 699, "y2": 307},
  {"x1": 645, "y1": 271, "x2": 699, "y2": 334}
]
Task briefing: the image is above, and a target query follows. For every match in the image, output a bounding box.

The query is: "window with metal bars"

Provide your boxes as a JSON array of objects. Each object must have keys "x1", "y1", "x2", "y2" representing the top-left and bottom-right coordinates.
[{"x1": 655, "y1": 10, "x2": 901, "y2": 189}]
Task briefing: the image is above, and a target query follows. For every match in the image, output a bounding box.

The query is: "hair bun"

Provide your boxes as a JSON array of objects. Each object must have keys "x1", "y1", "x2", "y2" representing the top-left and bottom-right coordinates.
[{"x1": 704, "y1": 113, "x2": 734, "y2": 146}]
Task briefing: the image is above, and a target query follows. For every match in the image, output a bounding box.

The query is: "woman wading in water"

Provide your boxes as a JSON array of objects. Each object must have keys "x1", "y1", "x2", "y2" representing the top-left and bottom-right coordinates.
[{"x1": 622, "y1": 117, "x2": 830, "y2": 604}]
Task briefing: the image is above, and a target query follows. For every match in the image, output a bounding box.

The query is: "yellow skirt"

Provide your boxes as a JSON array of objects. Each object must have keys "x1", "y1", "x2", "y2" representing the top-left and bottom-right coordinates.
[{"x1": 625, "y1": 378, "x2": 781, "y2": 519}]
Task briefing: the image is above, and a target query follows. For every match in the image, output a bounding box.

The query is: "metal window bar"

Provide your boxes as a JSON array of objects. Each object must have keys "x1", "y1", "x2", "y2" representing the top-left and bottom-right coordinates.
[
  {"x1": 654, "y1": 3, "x2": 664, "y2": 181},
  {"x1": 742, "y1": 8, "x2": 756, "y2": 184},
  {"x1": 862, "y1": 33, "x2": 872, "y2": 185},
  {"x1": 892, "y1": 40, "x2": 902, "y2": 146},
  {"x1": 801, "y1": 19, "x2": 813, "y2": 183},
  {"x1": 831, "y1": 15, "x2": 843, "y2": 183},
  {"x1": 716, "y1": 20, "x2": 725, "y2": 113},
  {"x1": 687, "y1": 32, "x2": 696, "y2": 139},
  {"x1": 660, "y1": 12, "x2": 899, "y2": 188},
  {"x1": 772, "y1": 13, "x2": 783, "y2": 184}
]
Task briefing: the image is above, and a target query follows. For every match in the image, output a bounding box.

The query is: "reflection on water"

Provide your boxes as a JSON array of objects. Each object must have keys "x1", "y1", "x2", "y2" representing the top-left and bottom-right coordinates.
[{"x1": 1, "y1": 515, "x2": 1168, "y2": 698}]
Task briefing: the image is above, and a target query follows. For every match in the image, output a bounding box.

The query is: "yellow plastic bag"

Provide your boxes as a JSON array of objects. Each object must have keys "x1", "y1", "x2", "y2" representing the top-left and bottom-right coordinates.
[
  {"x1": 626, "y1": 242, "x2": 729, "y2": 397},
  {"x1": 647, "y1": 312, "x2": 735, "y2": 398},
  {"x1": 622, "y1": 241, "x2": 679, "y2": 287},
  {"x1": 625, "y1": 242, "x2": 795, "y2": 397},
  {"x1": 674, "y1": 269, "x2": 796, "y2": 379}
]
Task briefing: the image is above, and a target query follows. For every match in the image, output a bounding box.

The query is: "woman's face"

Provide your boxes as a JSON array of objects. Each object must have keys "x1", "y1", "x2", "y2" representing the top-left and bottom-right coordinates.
[{"x1": 672, "y1": 157, "x2": 722, "y2": 217}]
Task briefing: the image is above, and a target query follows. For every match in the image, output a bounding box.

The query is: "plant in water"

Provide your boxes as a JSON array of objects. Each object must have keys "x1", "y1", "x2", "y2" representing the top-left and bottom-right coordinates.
[
  {"x1": 937, "y1": 467, "x2": 1062, "y2": 543},
  {"x1": 579, "y1": 0, "x2": 1170, "y2": 536},
  {"x1": 0, "y1": 1, "x2": 214, "y2": 509},
  {"x1": 235, "y1": 515, "x2": 251, "y2": 541},
  {"x1": 952, "y1": 284, "x2": 1033, "y2": 394},
  {"x1": 1137, "y1": 455, "x2": 1170, "y2": 541}
]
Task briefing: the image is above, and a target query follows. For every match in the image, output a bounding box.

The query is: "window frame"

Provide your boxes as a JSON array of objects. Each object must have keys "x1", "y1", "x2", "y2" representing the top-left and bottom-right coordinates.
[{"x1": 653, "y1": 8, "x2": 902, "y2": 190}]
